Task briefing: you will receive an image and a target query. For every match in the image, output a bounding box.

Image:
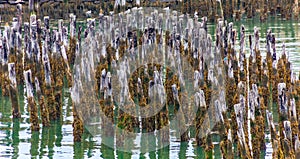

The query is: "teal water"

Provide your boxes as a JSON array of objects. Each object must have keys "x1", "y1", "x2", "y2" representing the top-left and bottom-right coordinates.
[
  {"x1": 1, "y1": 16, "x2": 300, "y2": 159},
  {"x1": 208, "y1": 16, "x2": 300, "y2": 71}
]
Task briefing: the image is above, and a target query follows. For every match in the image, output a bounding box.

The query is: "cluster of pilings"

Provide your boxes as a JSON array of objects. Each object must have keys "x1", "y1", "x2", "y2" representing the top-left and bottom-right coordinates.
[
  {"x1": 0, "y1": 0, "x2": 299, "y2": 23},
  {"x1": 1, "y1": 3, "x2": 300, "y2": 159},
  {"x1": 61, "y1": 6, "x2": 300, "y2": 158},
  {"x1": 0, "y1": 4, "x2": 77, "y2": 138}
]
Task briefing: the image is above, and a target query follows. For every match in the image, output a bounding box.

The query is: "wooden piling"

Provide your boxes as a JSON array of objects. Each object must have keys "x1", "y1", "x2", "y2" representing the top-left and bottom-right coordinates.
[
  {"x1": 24, "y1": 70, "x2": 40, "y2": 131},
  {"x1": 72, "y1": 101, "x2": 83, "y2": 142},
  {"x1": 8, "y1": 63, "x2": 21, "y2": 118},
  {"x1": 42, "y1": 40, "x2": 57, "y2": 121},
  {"x1": 294, "y1": 0, "x2": 299, "y2": 18},
  {"x1": 35, "y1": 77, "x2": 50, "y2": 127},
  {"x1": 68, "y1": 14, "x2": 77, "y2": 67},
  {"x1": 71, "y1": 63, "x2": 84, "y2": 143},
  {"x1": 1, "y1": 6, "x2": 300, "y2": 158}
]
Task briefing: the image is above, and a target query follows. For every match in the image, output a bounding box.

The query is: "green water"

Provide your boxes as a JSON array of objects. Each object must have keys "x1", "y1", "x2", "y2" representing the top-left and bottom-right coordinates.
[
  {"x1": 208, "y1": 16, "x2": 300, "y2": 71},
  {"x1": 1, "y1": 16, "x2": 300, "y2": 159}
]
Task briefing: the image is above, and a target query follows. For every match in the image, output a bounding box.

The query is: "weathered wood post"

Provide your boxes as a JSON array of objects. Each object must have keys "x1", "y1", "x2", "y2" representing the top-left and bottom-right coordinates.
[
  {"x1": 289, "y1": 97, "x2": 299, "y2": 146},
  {"x1": 225, "y1": 24, "x2": 237, "y2": 155},
  {"x1": 53, "y1": 43, "x2": 66, "y2": 120},
  {"x1": 28, "y1": 14, "x2": 40, "y2": 77},
  {"x1": 48, "y1": 19, "x2": 67, "y2": 121},
  {"x1": 250, "y1": 84, "x2": 265, "y2": 157},
  {"x1": 278, "y1": 82, "x2": 293, "y2": 158},
  {"x1": 266, "y1": 110, "x2": 284, "y2": 158},
  {"x1": 15, "y1": 13, "x2": 23, "y2": 86},
  {"x1": 0, "y1": 29, "x2": 2, "y2": 92},
  {"x1": 29, "y1": 0, "x2": 35, "y2": 13},
  {"x1": 72, "y1": 96, "x2": 84, "y2": 143},
  {"x1": 68, "y1": 14, "x2": 76, "y2": 67},
  {"x1": 71, "y1": 59, "x2": 83, "y2": 142},
  {"x1": 270, "y1": 33, "x2": 279, "y2": 105},
  {"x1": 234, "y1": 101, "x2": 248, "y2": 158},
  {"x1": 43, "y1": 42, "x2": 57, "y2": 121},
  {"x1": 35, "y1": 77, "x2": 50, "y2": 127},
  {"x1": 239, "y1": 25, "x2": 246, "y2": 82},
  {"x1": 24, "y1": 69, "x2": 40, "y2": 131},
  {"x1": 254, "y1": 27, "x2": 262, "y2": 83},
  {"x1": 296, "y1": 135, "x2": 300, "y2": 158},
  {"x1": 294, "y1": 0, "x2": 299, "y2": 18},
  {"x1": 248, "y1": 33, "x2": 257, "y2": 88},
  {"x1": 8, "y1": 63, "x2": 21, "y2": 118},
  {"x1": 1, "y1": 25, "x2": 10, "y2": 97}
]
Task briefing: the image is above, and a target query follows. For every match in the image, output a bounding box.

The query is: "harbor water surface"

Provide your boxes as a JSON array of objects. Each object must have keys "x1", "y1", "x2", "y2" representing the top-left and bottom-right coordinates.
[{"x1": 1, "y1": 16, "x2": 300, "y2": 159}]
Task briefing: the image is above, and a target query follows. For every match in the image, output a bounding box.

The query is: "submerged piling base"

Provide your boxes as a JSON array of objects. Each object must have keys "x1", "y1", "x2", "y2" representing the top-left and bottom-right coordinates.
[
  {"x1": 28, "y1": 97, "x2": 40, "y2": 131},
  {"x1": 45, "y1": 87, "x2": 58, "y2": 121},
  {"x1": 9, "y1": 85, "x2": 21, "y2": 118},
  {"x1": 73, "y1": 102, "x2": 83, "y2": 142},
  {"x1": 39, "y1": 95, "x2": 50, "y2": 127}
]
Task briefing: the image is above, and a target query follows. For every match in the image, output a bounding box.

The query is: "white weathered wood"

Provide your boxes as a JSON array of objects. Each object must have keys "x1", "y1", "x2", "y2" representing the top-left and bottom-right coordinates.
[
  {"x1": 278, "y1": 83, "x2": 287, "y2": 115},
  {"x1": 254, "y1": 26, "x2": 260, "y2": 51},
  {"x1": 62, "y1": 26, "x2": 68, "y2": 46},
  {"x1": 295, "y1": 134, "x2": 300, "y2": 154},
  {"x1": 234, "y1": 103, "x2": 246, "y2": 146},
  {"x1": 215, "y1": 100, "x2": 224, "y2": 123},
  {"x1": 24, "y1": 22, "x2": 31, "y2": 58},
  {"x1": 24, "y1": 70, "x2": 33, "y2": 98},
  {"x1": 194, "y1": 89, "x2": 206, "y2": 109},
  {"x1": 8, "y1": 63, "x2": 17, "y2": 88},
  {"x1": 58, "y1": 19, "x2": 63, "y2": 37},
  {"x1": 2, "y1": 27, "x2": 9, "y2": 64},
  {"x1": 34, "y1": 77, "x2": 41, "y2": 93},
  {"x1": 114, "y1": 0, "x2": 120, "y2": 8},
  {"x1": 11, "y1": 21, "x2": 18, "y2": 49},
  {"x1": 283, "y1": 121, "x2": 292, "y2": 140},
  {"x1": 266, "y1": 110, "x2": 275, "y2": 131},
  {"x1": 104, "y1": 72, "x2": 112, "y2": 99},
  {"x1": 100, "y1": 69, "x2": 106, "y2": 91},
  {"x1": 30, "y1": 14, "x2": 37, "y2": 37},
  {"x1": 29, "y1": 0, "x2": 34, "y2": 12},
  {"x1": 44, "y1": 16, "x2": 49, "y2": 30},
  {"x1": 69, "y1": 14, "x2": 76, "y2": 38},
  {"x1": 266, "y1": 29, "x2": 272, "y2": 53},
  {"x1": 281, "y1": 43, "x2": 286, "y2": 58},
  {"x1": 171, "y1": 83, "x2": 179, "y2": 102},
  {"x1": 240, "y1": 25, "x2": 245, "y2": 71},
  {"x1": 42, "y1": 41, "x2": 51, "y2": 86},
  {"x1": 0, "y1": 33, "x2": 2, "y2": 65},
  {"x1": 249, "y1": 84, "x2": 259, "y2": 117},
  {"x1": 290, "y1": 98, "x2": 297, "y2": 119},
  {"x1": 30, "y1": 14, "x2": 40, "y2": 61},
  {"x1": 228, "y1": 60, "x2": 234, "y2": 78}
]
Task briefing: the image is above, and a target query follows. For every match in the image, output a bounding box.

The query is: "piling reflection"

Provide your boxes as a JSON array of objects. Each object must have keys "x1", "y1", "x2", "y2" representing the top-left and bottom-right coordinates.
[
  {"x1": 73, "y1": 142, "x2": 84, "y2": 159},
  {"x1": 39, "y1": 127, "x2": 49, "y2": 158},
  {"x1": 12, "y1": 118, "x2": 20, "y2": 159},
  {"x1": 48, "y1": 122, "x2": 56, "y2": 158},
  {"x1": 30, "y1": 131, "x2": 39, "y2": 157}
]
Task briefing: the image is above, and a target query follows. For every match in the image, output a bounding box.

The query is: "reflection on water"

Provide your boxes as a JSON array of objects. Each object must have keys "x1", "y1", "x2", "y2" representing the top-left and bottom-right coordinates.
[{"x1": 1, "y1": 16, "x2": 300, "y2": 158}]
